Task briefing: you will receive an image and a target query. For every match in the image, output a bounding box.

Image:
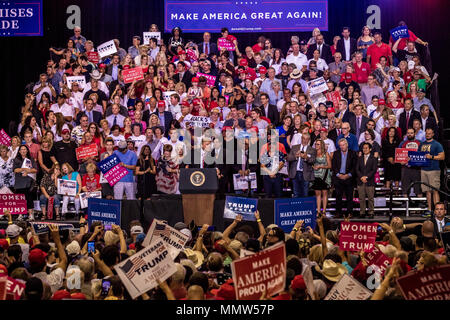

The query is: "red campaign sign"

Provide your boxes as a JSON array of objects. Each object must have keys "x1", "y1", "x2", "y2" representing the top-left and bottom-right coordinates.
[
  {"x1": 104, "y1": 164, "x2": 129, "y2": 187},
  {"x1": 218, "y1": 38, "x2": 236, "y2": 51},
  {"x1": 363, "y1": 245, "x2": 392, "y2": 277},
  {"x1": 231, "y1": 242, "x2": 286, "y2": 300},
  {"x1": 396, "y1": 265, "x2": 450, "y2": 300},
  {"x1": 197, "y1": 72, "x2": 217, "y2": 87},
  {"x1": 395, "y1": 148, "x2": 416, "y2": 163},
  {"x1": 0, "y1": 194, "x2": 27, "y2": 215},
  {"x1": 122, "y1": 67, "x2": 145, "y2": 84},
  {"x1": 339, "y1": 222, "x2": 378, "y2": 252},
  {"x1": 186, "y1": 48, "x2": 197, "y2": 62},
  {"x1": 0, "y1": 129, "x2": 11, "y2": 146},
  {"x1": 76, "y1": 144, "x2": 98, "y2": 160},
  {"x1": 0, "y1": 275, "x2": 26, "y2": 300},
  {"x1": 87, "y1": 51, "x2": 100, "y2": 64},
  {"x1": 326, "y1": 91, "x2": 341, "y2": 108}
]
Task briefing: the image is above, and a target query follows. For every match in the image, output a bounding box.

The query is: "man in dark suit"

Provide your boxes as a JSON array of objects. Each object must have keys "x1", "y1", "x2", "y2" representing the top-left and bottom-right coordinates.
[
  {"x1": 336, "y1": 27, "x2": 358, "y2": 62},
  {"x1": 336, "y1": 99, "x2": 356, "y2": 134},
  {"x1": 399, "y1": 98, "x2": 421, "y2": 137},
  {"x1": 431, "y1": 202, "x2": 450, "y2": 238},
  {"x1": 198, "y1": 32, "x2": 218, "y2": 56},
  {"x1": 76, "y1": 98, "x2": 102, "y2": 125},
  {"x1": 332, "y1": 138, "x2": 357, "y2": 217},
  {"x1": 306, "y1": 34, "x2": 333, "y2": 64},
  {"x1": 287, "y1": 133, "x2": 316, "y2": 198},
  {"x1": 353, "y1": 104, "x2": 369, "y2": 139},
  {"x1": 152, "y1": 101, "x2": 173, "y2": 137},
  {"x1": 356, "y1": 143, "x2": 378, "y2": 218},
  {"x1": 259, "y1": 93, "x2": 279, "y2": 125},
  {"x1": 328, "y1": 118, "x2": 343, "y2": 144},
  {"x1": 420, "y1": 104, "x2": 439, "y2": 139},
  {"x1": 173, "y1": 61, "x2": 193, "y2": 88},
  {"x1": 106, "y1": 54, "x2": 123, "y2": 80},
  {"x1": 237, "y1": 92, "x2": 257, "y2": 115}
]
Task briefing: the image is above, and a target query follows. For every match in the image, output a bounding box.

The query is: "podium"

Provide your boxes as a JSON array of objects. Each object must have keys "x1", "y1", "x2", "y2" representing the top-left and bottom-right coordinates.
[{"x1": 180, "y1": 168, "x2": 218, "y2": 226}]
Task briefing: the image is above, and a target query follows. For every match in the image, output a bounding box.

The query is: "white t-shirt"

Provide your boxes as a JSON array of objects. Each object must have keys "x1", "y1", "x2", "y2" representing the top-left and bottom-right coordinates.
[
  {"x1": 129, "y1": 134, "x2": 147, "y2": 155},
  {"x1": 108, "y1": 133, "x2": 126, "y2": 146},
  {"x1": 33, "y1": 83, "x2": 52, "y2": 104},
  {"x1": 323, "y1": 138, "x2": 336, "y2": 154},
  {"x1": 286, "y1": 52, "x2": 308, "y2": 70},
  {"x1": 50, "y1": 103, "x2": 74, "y2": 118}
]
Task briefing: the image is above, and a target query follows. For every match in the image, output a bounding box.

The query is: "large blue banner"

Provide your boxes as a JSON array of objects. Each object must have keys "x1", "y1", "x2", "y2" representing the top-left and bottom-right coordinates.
[
  {"x1": 87, "y1": 198, "x2": 121, "y2": 227},
  {"x1": 0, "y1": 0, "x2": 43, "y2": 37},
  {"x1": 274, "y1": 197, "x2": 316, "y2": 233},
  {"x1": 223, "y1": 196, "x2": 258, "y2": 221},
  {"x1": 164, "y1": 0, "x2": 328, "y2": 33}
]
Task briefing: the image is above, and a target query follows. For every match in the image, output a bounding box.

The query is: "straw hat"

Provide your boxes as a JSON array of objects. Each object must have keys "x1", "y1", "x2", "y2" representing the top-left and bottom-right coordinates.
[
  {"x1": 314, "y1": 259, "x2": 348, "y2": 282},
  {"x1": 184, "y1": 248, "x2": 204, "y2": 269}
]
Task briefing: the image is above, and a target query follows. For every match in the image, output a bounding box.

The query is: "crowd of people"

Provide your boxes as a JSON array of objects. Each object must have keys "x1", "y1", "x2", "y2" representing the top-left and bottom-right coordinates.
[
  {"x1": 3, "y1": 22, "x2": 443, "y2": 222},
  {"x1": 0, "y1": 21, "x2": 448, "y2": 302}
]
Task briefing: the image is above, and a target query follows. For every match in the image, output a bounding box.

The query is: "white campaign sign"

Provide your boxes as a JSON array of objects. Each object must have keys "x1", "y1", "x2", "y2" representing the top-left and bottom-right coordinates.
[
  {"x1": 307, "y1": 77, "x2": 328, "y2": 95},
  {"x1": 142, "y1": 219, "x2": 190, "y2": 259},
  {"x1": 79, "y1": 191, "x2": 102, "y2": 209},
  {"x1": 57, "y1": 179, "x2": 77, "y2": 196},
  {"x1": 143, "y1": 32, "x2": 161, "y2": 44},
  {"x1": 233, "y1": 173, "x2": 257, "y2": 191},
  {"x1": 66, "y1": 76, "x2": 86, "y2": 90},
  {"x1": 324, "y1": 274, "x2": 372, "y2": 300},
  {"x1": 114, "y1": 239, "x2": 177, "y2": 299},
  {"x1": 97, "y1": 40, "x2": 117, "y2": 58}
]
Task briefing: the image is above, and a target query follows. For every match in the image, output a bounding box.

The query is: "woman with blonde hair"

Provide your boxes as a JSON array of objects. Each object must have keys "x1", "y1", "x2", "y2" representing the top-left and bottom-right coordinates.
[
  {"x1": 0, "y1": 144, "x2": 15, "y2": 189},
  {"x1": 38, "y1": 137, "x2": 57, "y2": 175},
  {"x1": 100, "y1": 119, "x2": 110, "y2": 140},
  {"x1": 121, "y1": 53, "x2": 135, "y2": 69},
  {"x1": 122, "y1": 117, "x2": 133, "y2": 140},
  {"x1": 311, "y1": 139, "x2": 332, "y2": 215},
  {"x1": 175, "y1": 82, "x2": 187, "y2": 101},
  {"x1": 386, "y1": 91, "x2": 404, "y2": 119},
  {"x1": 8, "y1": 136, "x2": 21, "y2": 159},
  {"x1": 307, "y1": 28, "x2": 321, "y2": 46},
  {"x1": 148, "y1": 113, "x2": 161, "y2": 129},
  {"x1": 381, "y1": 114, "x2": 402, "y2": 141}
]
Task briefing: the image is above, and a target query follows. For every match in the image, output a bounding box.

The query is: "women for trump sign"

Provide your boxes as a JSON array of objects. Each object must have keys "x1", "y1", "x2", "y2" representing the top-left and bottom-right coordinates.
[
  {"x1": 98, "y1": 154, "x2": 129, "y2": 186},
  {"x1": 339, "y1": 222, "x2": 378, "y2": 252},
  {"x1": 231, "y1": 242, "x2": 286, "y2": 300}
]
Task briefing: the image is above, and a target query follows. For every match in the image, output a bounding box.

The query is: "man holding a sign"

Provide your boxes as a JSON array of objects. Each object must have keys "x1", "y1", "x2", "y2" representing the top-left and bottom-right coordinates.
[{"x1": 418, "y1": 128, "x2": 445, "y2": 214}]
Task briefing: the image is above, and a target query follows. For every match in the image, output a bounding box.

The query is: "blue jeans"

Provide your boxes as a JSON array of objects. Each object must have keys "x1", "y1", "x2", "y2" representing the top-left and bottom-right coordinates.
[
  {"x1": 39, "y1": 194, "x2": 62, "y2": 208},
  {"x1": 292, "y1": 171, "x2": 309, "y2": 198},
  {"x1": 263, "y1": 174, "x2": 282, "y2": 198}
]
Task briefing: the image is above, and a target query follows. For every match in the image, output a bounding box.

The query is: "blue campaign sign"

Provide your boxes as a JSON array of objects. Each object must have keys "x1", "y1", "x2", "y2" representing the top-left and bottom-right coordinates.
[
  {"x1": 223, "y1": 196, "x2": 258, "y2": 221},
  {"x1": 98, "y1": 154, "x2": 121, "y2": 174},
  {"x1": 408, "y1": 151, "x2": 430, "y2": 167},
  {"x1": 274, "y1": 197, "x2": 317, "y2": 233},
  {"x1": 31, "y1": 222, "x2": 74, "y2": 235},
  {"x1": 87, "y1": 198, "x2": 121, "y2": 227},
  {"x1": 390, "y1": 26, "x2": 409, "y2": 41},
  {"x1": 0, "y1": 1, "x2": 43, "y2": 37},
  {"x1": 164, "y1": 0, "x2": 328, "y2": 33}
]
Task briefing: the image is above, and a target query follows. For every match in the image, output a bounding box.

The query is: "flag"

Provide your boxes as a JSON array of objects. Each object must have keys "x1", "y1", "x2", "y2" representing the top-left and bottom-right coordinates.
[{"x1": 120, "y1": 256, "x2": 146, "y2": 279}]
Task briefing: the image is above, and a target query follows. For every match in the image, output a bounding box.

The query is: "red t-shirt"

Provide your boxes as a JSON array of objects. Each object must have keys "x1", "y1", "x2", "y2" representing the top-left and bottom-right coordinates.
[
  {"x1": 82, "y1": 174, "x2": 101, "y2": 192},
  {"x1": 389, "y1": 30, "x2": 418, "y2": 50},
  {"x1": 353, "y1": 62, "x2": 371, "y2": 83},
  {"x1": 403, "y1": 71, "x2": 413, "y2": 85},
  {"x1": 367, "y1": 43, "x2": 392, "y2": 70}
]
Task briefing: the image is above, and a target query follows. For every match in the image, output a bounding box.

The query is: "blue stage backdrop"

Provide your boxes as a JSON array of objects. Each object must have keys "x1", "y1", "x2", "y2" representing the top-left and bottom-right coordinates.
[
  {"x1": 164, "y1": 0, "x2": 328, "y2": 33},
  {"x1": 0, "y1": 0, "x2": 43, "y2": 37}
]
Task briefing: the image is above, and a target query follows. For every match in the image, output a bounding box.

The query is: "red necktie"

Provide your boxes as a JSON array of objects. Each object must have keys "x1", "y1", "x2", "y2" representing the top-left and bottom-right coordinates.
[
  {"x1": 205, "y1": 43, "x2": 209, "y2": 55},
  {"x1": 220, "y1": 108, "x2": 224, "y2": 121},
  {"x1": 406, "y1": 112, "x2": 410, "y2": 127}
]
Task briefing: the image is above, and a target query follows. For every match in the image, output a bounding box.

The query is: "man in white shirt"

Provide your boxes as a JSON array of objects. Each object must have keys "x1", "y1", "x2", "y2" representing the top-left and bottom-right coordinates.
[
  {"x1": 286, "y1": 43, "x2": 308, "y2": 71},
  {"x1": 50, "y1": 94, "x2": 74, "y2": 123},
  {"x1": 129, "y1": 124, "x2": 147, "y2": 155},
  {"x1": 106, "y1": 104, "x2": 126, "y2": 128},
  {"x1": 358, "y1": 119, "x2": 382, "y2": 145},
  {"x1": 33, "y1": 73, "x2": 55, "y2": 103},
  {"x1": 168, "y1": 93, "x2": 181, "y2": 118}
]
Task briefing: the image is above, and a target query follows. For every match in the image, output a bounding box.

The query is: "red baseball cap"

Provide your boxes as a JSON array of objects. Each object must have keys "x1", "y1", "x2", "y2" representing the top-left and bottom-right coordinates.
[
  {"x1": 211, "y1": 279, "x2": 236, "y2": 300},
  {"x1": 238, "y1": 68, "x2": 246, "y2": 74},
  {"x1": 191, "y1": 77, "x2": 199, "y2": 83},
  {"x1": 51, "y1": 290, "x2": 71, "y2": 300},
  {"x1": 291, "y1": 275, "x2": 306, "y2": 290},
  {"x1": 181, "y1": 101, "x2": 191, "y2": 107},
  {"x1": 326, "y1": 107, "x2": 335, "y2": 114},
  {"x1": 379, "y1": 99, "x2": 386, "y2": 105},
  {"x1": 28, "y1": 248, "x2": 48, "y2": 267},
  {"x1": 0, "y1": 264, "x2": 7, "y2": 276},
  {"x1": 239, "y1": 59, "x2": 248, "y2": 67},
  {"x1": 259, "y1": 66, "x2": 267, "y2": 74},
  {"x1": 320, "y1": 127, "x2": 328, "y2": 133},
  {"x1": 157, "y1": 100, "x2": 166, "y2": 107},
  {"x1": 0, "y1": 239, "x2": 9, "y2": 251},
  {"x1": 250, "y1": 126, "x2": 259, "y2": 133},
  {"x1": 99, "y1": 64, "x2": 107, "y2": 69},
  {"x1": 192, "y1": 98, "x2": 201, "y2": 106},
  {"x1": 245, "y1": 74, "x2": 253, "y2": 80}
]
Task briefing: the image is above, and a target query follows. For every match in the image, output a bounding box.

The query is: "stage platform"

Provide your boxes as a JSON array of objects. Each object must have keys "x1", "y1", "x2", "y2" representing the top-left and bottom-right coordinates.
[{"x1": 0, "y1": 195, "x2": 430, "y2": 234}]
